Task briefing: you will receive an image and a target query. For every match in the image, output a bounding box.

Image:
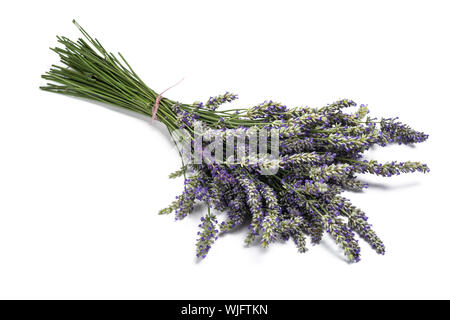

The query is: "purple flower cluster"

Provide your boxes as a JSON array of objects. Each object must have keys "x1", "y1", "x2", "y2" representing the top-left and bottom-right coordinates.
[
  {"x1": 196, "y1": 214, "x2": 219, "y2": 259},
  {"x1": 203, "y1": 92, "x2": 239, "y2": 111},
  {"x1": 380, "y1": 117, "x2": 429, "y2": 145},
  {"x1": 160, "y1": 99, "x2": 429, "y2": 263}
]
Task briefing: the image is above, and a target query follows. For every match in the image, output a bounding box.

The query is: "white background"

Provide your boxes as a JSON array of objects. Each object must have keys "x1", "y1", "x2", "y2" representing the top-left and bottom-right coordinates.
[{"x1": 0, "y1": 0, "x2": 449, "y2": 299}]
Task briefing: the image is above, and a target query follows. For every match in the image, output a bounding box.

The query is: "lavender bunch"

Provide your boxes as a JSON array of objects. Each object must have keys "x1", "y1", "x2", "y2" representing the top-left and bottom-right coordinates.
[{"x1": 41, "y1": 21, "x2": 429, "y2": 262}]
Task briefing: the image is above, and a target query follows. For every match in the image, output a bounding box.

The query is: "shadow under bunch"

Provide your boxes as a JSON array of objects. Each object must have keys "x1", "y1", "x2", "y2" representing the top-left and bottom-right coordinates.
[{"x1": 41, "y1": 20, "x2": 429, "y2": 263}]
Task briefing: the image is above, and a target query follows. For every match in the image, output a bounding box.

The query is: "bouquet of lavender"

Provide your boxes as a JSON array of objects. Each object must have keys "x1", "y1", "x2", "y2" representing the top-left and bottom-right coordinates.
[{"x1": 41, "y1": 21, "x2": 429, "y2": 262}]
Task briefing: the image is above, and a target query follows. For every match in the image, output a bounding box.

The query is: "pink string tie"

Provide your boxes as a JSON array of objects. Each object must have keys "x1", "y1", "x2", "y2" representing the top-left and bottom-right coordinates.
[{"x1": 150, "y1": 78, "x2": 184, "y2": 125}]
